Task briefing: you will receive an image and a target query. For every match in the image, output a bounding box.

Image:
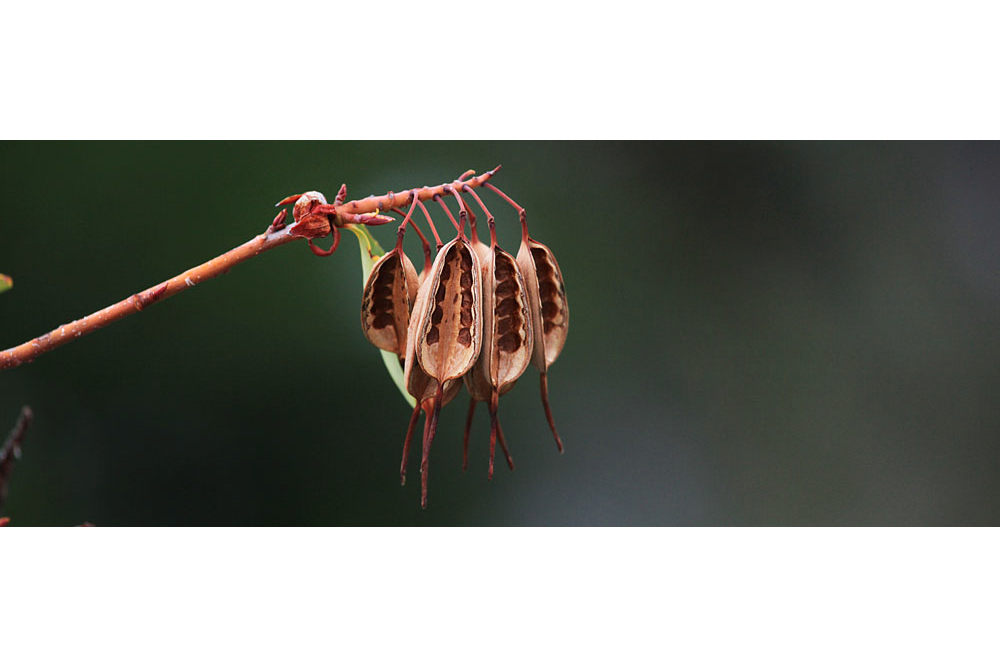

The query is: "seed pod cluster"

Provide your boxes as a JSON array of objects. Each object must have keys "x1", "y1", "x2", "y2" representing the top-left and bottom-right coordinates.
[{"x1": 353, "y1": 178, "x2": 567, "y2": 508}]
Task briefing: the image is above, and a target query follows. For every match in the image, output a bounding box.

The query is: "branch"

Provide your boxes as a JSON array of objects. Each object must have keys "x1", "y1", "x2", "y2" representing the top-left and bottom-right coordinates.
[
  {"x1": 0, "y1": 227, "x2": 300, "y2": 370},
  {"x1": 336, "y1": 166, "x2": 500, "y2": 215},
  {"x1": 0, "y1": 167, "x2": 502, "y2": 371},
  {"x1": 0, "y1": 406, "x2": 33, "y2": 509}
]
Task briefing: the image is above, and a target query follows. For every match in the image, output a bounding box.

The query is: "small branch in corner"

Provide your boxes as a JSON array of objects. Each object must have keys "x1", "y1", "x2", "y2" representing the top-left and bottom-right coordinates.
[{"x1": 0, "y1": 405, "x2": 33, "y2": 511}]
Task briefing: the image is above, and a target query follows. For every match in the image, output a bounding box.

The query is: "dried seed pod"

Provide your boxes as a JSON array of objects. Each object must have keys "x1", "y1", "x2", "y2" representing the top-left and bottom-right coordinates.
[
  {"x1": 360, "y1": 248, "x2": 418, "y2": 358},
  {"x1": 464, "y1": 245, "x2": 533, "y2": 478},
  {"x1": 414, "y1": 236, "x2": 483, "y2": 382},
  {"x1": 516, "y1": 233, "x2": 569, "y2": 451},
  {"x1": 399, "y1": 233, "x2": 483, "y2": 508},
  {"x1": 518, "y1": 239, "x2": 568, "y2": 368},
  {"x1": 457, "y1": 186, "x2": 533, "y2": 477},
  {"x1": 482, "y1": 182, "x2": 570, "y2": 453}
]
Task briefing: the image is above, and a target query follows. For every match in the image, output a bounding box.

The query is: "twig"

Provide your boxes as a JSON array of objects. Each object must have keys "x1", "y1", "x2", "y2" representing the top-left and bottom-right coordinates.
[
  {"x1": 0, "y1": 227, "x2": 300, "y2": 369},
  {"x1": 0, "y1": 406, "x2": 33, "y2": 508},
  {"x1": 0, "y1": 168, "x2": 500, "y2": 371},
  {"x1": 335, "y1": 167, "x2": 500, "y2": 216}
]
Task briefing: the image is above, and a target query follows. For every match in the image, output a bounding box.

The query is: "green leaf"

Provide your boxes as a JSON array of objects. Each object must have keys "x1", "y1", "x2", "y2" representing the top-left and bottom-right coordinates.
[
  {"x1": 345, "y1": 225, "x2": 416, "y2": 408},
  {"x1": 0, "y1": 274, "x2": 11, "y2": 294}
]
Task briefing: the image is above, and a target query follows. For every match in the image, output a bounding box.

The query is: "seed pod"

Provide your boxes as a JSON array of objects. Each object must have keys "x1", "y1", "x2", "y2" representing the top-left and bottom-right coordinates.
[
  {"x1": 482, "y1": 182, "x2": 569, "y2": 450},
  {"x1": 400, "y1": 234, "x2": 483, "y2": 508},
  {"x1": 359, "y1": 248, "x2": 419, "y2": 358},
  {"x1": 518, "y1": 239, "x2": 568, "y2": 369},
  {"x1": 464, "y1": 245, "x2": 533, "y2": 478},
  {"x1": 515, "y1": 227, "x2": 569, "y2": 452},
  {"x1": 414, "y1": 236, "x2": 483, "y2": 382},
  {"x1": 457, "y1": 186, "x2": 533, "y2": 477}
]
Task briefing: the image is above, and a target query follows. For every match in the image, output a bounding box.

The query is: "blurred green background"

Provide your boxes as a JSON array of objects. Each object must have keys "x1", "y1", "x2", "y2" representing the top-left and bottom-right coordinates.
[{"x1": 1, "y1": 142, "x2": 997, "y2": 525}]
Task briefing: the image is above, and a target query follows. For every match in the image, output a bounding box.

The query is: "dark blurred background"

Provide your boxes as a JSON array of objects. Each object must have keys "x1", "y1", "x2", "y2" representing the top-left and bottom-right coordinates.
[{"x1": 1, "y1": 142, "x2": 997, "y2": 525}]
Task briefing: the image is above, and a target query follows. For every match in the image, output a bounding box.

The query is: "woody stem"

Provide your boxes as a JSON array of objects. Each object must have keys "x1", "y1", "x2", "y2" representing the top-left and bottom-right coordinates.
[
  {"x1": 338, "y1": 166, "x2": 500, "y2": 216},
  {"x1": 0, "y1": 168, "x2": 502, "y2": 372},
  {"x1": 0, "y1": 227, "x2": 300, "y2": 370},
  {"x1": 0, "y1": 405, "x2": 33, "y2": 508}
]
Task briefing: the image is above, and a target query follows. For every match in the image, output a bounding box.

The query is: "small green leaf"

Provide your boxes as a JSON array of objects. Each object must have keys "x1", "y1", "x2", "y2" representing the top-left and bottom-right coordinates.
[
  {"x1": 0, "y1": 274, "x2": 11, "y2": 294},
  {"x1": 345, "y1": 225, "x2": 415, "y2": 408}
]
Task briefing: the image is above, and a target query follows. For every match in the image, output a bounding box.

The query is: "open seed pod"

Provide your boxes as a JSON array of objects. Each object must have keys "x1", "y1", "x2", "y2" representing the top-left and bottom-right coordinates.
[
  {"x1": 464, "y1": 244, "x2": 533, "y2": 478},
  {"x1": 516, "y1": 231, "x2": 569, "y2": 452},
  {"x1": 400, "y1": 234, "x2": 483, "y2": 508},
  {"x1": 413, "y1": 236, "x2": 483, "y2": 382},
  {"x1": 360, "y1": 248, "x2": 419, "y2": 358},
  {"x1": 456, "y1": 185, "x2": 532, "y2": 474}
]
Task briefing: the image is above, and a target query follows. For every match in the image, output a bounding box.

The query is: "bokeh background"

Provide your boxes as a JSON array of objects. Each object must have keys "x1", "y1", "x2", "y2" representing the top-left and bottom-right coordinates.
[{"x1": 1, "y1": 142, "x2": 998, "y2": 525}]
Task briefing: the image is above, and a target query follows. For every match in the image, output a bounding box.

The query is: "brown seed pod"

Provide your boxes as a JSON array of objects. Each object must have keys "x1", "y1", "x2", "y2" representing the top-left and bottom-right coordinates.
[
  {"x1": 458, "y1": 186, "x2": 533, "y2": 477},
  {"x1": 413, "y1": 236, "x2": 483, "y2": 382},
  {"x1": 465, "y1": 246, "x2": 533, "y2": 477},
  {"x1": 359, "y1": 248, "x2": 418, "y2": 358},
  {"x1": 516, "y1": 234, "x2": 569, "y2": 452},
  {"x1": 517, "y1": 238, "x2": 568, "y2": 369},
  {"x1": 483, "y1": 183, "x2": 569, "y2": 452},
  {"x1": 400, "y1": 230, "x2": 483, "y2": 508},
  {"x1": 517, "y1": 235, "x2": 569, "y2": 452}
]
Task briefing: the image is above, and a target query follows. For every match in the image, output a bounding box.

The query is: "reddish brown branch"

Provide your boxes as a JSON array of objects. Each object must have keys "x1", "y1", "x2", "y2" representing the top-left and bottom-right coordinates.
[
  {"x1": 340, "y1": 166, "x2": 500, "y2": 215},
  {"x1": 0, "y1": 406, "x2": 33, "y2": 508},
  {"x1": 0, "y1": 228, "x2": 300, "y2": 370},
  {"x1": 0, "y1": 167, "x2": 502, "y2": 371}
]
